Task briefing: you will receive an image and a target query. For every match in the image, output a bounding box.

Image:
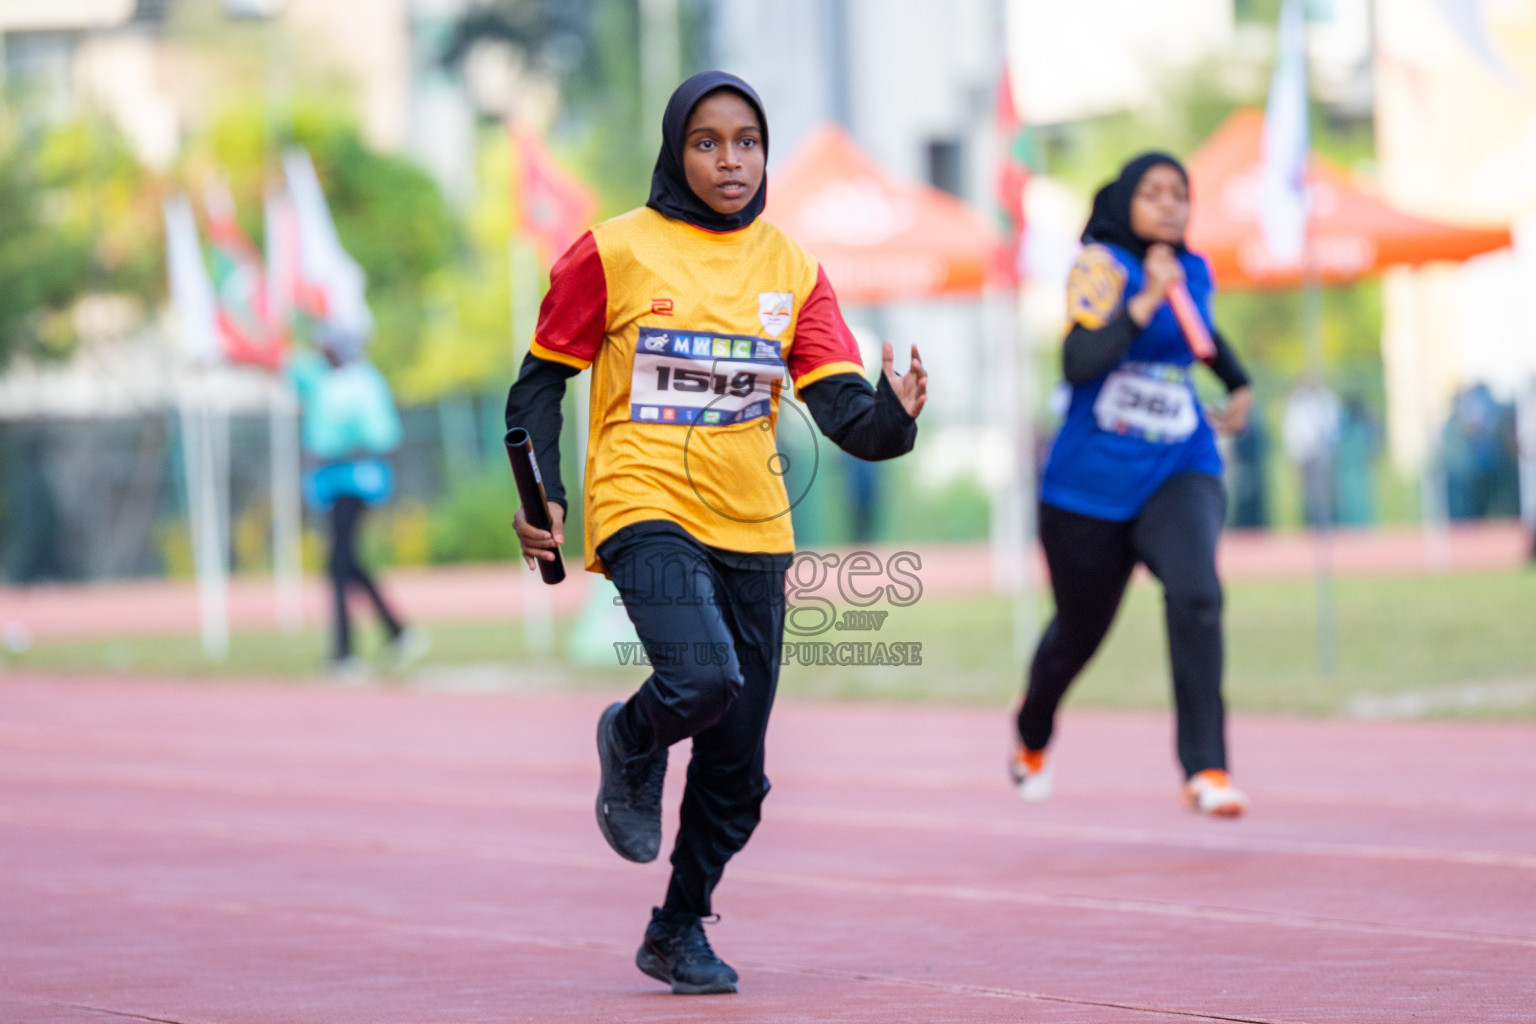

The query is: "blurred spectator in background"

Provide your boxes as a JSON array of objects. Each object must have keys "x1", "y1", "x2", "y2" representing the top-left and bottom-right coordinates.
[
  {"x1": 289, "y1": 331, "x2": 425, "y2": 678},
  {"x1": 1332, "y1": 395, "x2": 1381, "y2": 526},
  {"x1": 1226, "y1": 395, "x2": 1270, "y2": 529},
  {"x1": 1442, "y1": 383, "x2": 1520, "y2": 522},
  {"x1": 0, "y1": 426, "x2": 66, "y2": 582},
  {"x1": 1518, "y1": 375, "x2": 1536, "y2": 561},
  {"x1": 1283, "y1": 377, "x2": 1340, "y2": 527}
]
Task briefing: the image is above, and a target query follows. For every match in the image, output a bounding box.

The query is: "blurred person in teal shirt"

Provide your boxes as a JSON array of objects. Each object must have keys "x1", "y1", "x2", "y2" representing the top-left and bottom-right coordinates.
[{"x1": 288, "y1": 330, "x2": 424, "y2": 676}]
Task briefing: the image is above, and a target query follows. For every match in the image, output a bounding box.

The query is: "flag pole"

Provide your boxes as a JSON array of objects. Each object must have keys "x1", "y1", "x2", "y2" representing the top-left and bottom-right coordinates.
[
  {"x1": 509, "y1": 129, "x2": 554, "y2": 657},
  {"x1": 1298, "y1": 5, "x2": 1338, "y2": 676},
  {"x1": 270, "y1": 377, "x2": 303, "y2": 632},
  {"x1": 993, "y1": 28, "x2": 1037, "y2": 662},
  {"x1": 1266, "y1": 0, "x2": 1336, "y2": 674},
  {"x1": 165, "y1": 196, "x2": 231, "y2": 659},
  {"x1": 188, "y1": 375, "x2": 230, "y2": 662},
  {"x1": 264, "y1": 11, "x2": 303, "y2": 634}
]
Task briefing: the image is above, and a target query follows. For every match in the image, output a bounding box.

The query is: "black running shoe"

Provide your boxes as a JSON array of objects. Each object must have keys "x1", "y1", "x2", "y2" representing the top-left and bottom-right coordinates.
[
  {"x1": 595, "y1": 702, "x2": 666, "y2": 863},
  {"x1": 635, "y1": 907, "x2": 739, "y2": 995}
]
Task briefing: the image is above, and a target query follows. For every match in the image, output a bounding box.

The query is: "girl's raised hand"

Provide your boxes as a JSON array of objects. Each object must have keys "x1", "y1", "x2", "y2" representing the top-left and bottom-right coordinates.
[
  {"x1": 882, "y1": 342, "x2": 928, "y2": 419},
  {"x1": 1128, "y1": 244, "x2": 1187, "y2": 326}
]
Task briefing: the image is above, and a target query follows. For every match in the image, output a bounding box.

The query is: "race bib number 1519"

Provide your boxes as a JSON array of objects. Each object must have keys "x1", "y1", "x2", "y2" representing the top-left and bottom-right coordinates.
[{"x1": 630, "y1": 327, "x2": 786, "y2": 426}]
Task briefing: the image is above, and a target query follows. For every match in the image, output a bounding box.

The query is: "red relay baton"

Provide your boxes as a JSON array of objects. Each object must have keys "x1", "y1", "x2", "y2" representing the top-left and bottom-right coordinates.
[{"x1": 1166, "y1": 281, "x2": 1216, "y2": 364}]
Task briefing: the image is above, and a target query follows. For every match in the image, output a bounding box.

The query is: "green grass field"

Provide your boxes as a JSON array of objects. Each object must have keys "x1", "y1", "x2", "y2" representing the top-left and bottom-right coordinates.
[{"x1": 6, "y1": 569, "x2": 1534, "y2": 719}]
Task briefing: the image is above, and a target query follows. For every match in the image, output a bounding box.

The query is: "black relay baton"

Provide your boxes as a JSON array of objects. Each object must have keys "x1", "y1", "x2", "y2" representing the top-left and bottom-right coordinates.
[{"x1": 504, "y1": 427, "x2": 566, "y2": 585}]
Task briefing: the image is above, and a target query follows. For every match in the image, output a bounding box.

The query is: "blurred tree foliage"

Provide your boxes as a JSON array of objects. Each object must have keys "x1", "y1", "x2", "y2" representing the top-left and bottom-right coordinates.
[
  {"x1": 443, "y1": 0, "x2": 711, "y2": 217},
  {"x1": 0, "y1": 109, "x2": 164, "y2": 366},
  {"x1": 1, "y1": 0, "x2": 708, "y2": 391},
  {"x1": 444, "y1": 0, "x2": 642, "y2": 207},
  {"x1": 0, "y1": 91, "x2": 458, "y2": 386},
  {"x1": 403, "y1": 131, "x2": 515, "y2": 403}
]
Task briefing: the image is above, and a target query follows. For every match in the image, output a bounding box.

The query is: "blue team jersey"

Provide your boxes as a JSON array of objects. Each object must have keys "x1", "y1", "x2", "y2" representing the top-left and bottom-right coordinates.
[{"x1": 1039, "y1": 242, "x2": 1223, "y2": 522}]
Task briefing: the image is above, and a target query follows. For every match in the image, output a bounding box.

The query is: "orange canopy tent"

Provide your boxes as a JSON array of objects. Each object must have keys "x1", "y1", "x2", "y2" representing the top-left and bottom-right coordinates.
[
  {"x1": 765, "y1": 124, "x2": 1007, "y2": 304},
  {"x1": 1186, "y1": 109, "x2": 1512, "y2": 290}
]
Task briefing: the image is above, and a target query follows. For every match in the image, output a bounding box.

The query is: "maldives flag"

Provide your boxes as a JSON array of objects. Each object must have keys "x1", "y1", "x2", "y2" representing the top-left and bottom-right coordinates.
[
  {"x1": 513, "y1": 126, "x2": 597, "y2": 267},
  {"x1": 993, "y1": 66, "x2": 1031, "y2": 285},
  {"x1": 205, "y1": 180, "x2": 285, "y2": 370}
]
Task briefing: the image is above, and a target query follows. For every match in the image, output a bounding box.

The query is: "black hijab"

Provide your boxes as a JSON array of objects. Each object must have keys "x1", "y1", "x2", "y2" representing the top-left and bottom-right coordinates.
[
  {"x1": 646, "y1": 71, "x2": 768, "y2": 232},
  {"x1": 1080, "y1": 151, "x2": 1189, "y2": 260}
]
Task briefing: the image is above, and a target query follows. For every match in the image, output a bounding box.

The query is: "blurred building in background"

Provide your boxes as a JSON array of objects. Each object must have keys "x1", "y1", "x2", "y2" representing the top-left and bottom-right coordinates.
[{"x1": 0, "y1": 0, "x2": 476, "y2": 190}]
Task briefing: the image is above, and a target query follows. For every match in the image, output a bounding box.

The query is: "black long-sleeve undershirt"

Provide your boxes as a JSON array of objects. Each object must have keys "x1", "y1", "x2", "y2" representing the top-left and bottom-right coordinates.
[
  {"x1": 1062, "y1": 312, "x2": 1251, "y2": 393},
  {"x1": 502, "y1": 356, "x2": 917, "y2": 512},
  {"x1": 797, "y1": 370, "x2": 917, "y2": 461},
  {"x1": 504, "y1": 353, "x2": 579, "y2": 512}
]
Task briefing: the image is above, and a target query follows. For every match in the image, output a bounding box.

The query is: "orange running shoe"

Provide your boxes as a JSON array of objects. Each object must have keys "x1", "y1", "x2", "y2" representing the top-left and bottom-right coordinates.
[
  {"x1": 1009, "y1": 743, "x2": 1054, "y2": 802},
  {"x1": 1183, "y1": 769, "x2": 1248, "y2": 818}
]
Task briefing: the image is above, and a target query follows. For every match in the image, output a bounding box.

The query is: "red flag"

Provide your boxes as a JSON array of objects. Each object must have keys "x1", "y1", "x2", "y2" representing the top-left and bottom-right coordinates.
[
  {"x1": 205, "y1": 180, "x2": 286, "y2": 371},
  {"x1": 513, "y1": 126, "x2": 598, "y2": 267},
  {"x1": 994, "y1": 66, "x2": 1030, "y2": 285}
]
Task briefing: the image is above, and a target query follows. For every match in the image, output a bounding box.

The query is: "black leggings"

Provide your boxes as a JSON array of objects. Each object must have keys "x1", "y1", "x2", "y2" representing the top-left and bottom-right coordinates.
[
  {"x1": 599, "y1": 522, "x2": 791, "y2": 919},
  {"x1": 1017, "y1": 472, "x2": 1228, "y2": 778},
  {"x1": 328, "y1": 495, "x2": 403, "y2": 659}
]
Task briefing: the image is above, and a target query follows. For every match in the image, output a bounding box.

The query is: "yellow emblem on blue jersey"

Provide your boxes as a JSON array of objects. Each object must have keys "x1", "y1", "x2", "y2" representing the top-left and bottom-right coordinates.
[{"x1": 1066, "y1": 244, "x2": 1128, "y2": 330}]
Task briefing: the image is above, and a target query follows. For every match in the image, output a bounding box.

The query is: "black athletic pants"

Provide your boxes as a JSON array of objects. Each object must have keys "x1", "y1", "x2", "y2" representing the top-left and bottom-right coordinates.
[
  {"x1": 599, "y1": 522, "x2": 791, "y2": 919},
  {"x1": 328, "y1": 495, "x2": 403, "y2": 660},
  {"x1": 1017, "y1": 472, "x2": 1228, "y2": 778}
]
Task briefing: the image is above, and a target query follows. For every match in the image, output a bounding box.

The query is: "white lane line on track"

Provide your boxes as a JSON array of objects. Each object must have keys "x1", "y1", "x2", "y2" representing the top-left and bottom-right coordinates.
[
  {"x1": 6, "y1": 806, "x2": 1536, "y2": 951},
  {"x1": 6, "y1": 724, "x2": 1536, "y2": 816},
  {"x1": 778, "y1": 804, "x2": 1536, "y2": 872},
  {"x1": 0, "y1": 994, "x2": 193, "y2": 1024},
  {"x1": 0, "y1": 722, "x2": 587, "y2": 775},
  {"x1": 5, "y1": 883, "x2": 1312, "y2": 1024},
  {"x1": 5, "y1": 757, "x2": 1536, "y2": 873},
  {"x1": 731, "y1": 869, "x2": 1536, "y2": 951}
]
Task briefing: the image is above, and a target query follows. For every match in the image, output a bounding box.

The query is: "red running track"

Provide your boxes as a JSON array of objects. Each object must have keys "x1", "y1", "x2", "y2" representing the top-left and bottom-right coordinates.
[{"x1": 1, "y1": 675, "x2": 1532, "y2": 1023}]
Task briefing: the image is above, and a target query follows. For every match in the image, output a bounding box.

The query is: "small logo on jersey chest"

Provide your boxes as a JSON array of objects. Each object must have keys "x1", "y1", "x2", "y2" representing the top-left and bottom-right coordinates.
[
  {"x1": 651, "y1": 297, "x2": 674, "y2": 316},
  {"x1": 758, "y1": 292, "x2": 793, "y2": 338}
]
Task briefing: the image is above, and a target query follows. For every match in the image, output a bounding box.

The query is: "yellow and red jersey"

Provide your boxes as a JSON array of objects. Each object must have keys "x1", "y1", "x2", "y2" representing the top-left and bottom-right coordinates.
[{"x1": 530, "y1": 207, "x2": 864, "y2": 571}]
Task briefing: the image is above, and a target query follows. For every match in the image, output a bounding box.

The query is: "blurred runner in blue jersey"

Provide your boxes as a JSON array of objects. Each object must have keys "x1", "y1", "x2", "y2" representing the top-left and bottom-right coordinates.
[{"x1": 1011, "y1": 153, "x2": 1254, "y2": 818}]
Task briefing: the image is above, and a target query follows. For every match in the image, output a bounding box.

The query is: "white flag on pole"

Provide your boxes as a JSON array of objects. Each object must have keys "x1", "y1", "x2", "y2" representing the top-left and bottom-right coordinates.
[
  {"x1": 281, "y1": 147, "x2": 374, "y2": 350},
  {"x1": 163, "y1": 195, "x2": 223, "y2": 366},
  {"x1": 1431, "y1": 0, "x2": 1517, "y2": 85},
  {"x1": 1260, "y1": 0, "x2": 1309, "y2": 268}
]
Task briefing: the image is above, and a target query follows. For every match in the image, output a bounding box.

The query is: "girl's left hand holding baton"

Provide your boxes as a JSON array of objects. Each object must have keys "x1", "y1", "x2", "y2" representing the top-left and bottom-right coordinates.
[{"x1": 513, "y1": 503, "x2": 566, "y2": 571}]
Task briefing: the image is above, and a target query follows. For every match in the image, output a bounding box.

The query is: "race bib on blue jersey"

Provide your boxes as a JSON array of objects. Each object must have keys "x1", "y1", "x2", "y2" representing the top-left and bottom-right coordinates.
[
  {"x1": 1092, "y1": 362, "x2": 1198, "y2": 443},
  {"x1": 630, "y1": 327, "x2": 786, "y2": 426}
]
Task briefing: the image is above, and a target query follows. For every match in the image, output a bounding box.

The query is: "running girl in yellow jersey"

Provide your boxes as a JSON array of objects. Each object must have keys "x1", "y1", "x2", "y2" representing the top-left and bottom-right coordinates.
[{"x1": 505, "y1": 71, "x2": 927, "y2": 995}]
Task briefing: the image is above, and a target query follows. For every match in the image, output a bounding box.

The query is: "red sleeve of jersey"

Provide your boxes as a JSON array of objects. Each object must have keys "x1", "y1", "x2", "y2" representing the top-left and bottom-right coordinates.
[
  {"x1": 529, "y1": 231, "x2": 606, "y2": 370},
  {"x1": 788, "y1": 265, "x2": 866, "y2": 388}
]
